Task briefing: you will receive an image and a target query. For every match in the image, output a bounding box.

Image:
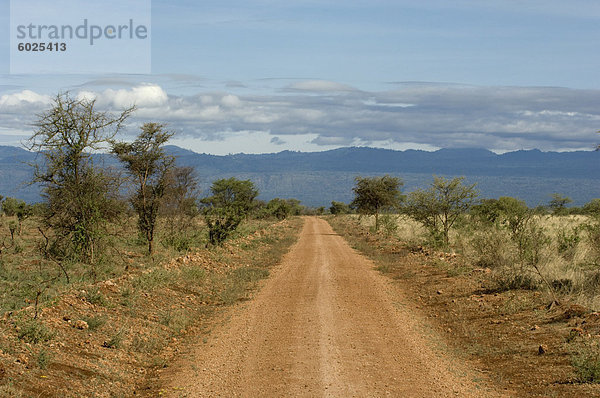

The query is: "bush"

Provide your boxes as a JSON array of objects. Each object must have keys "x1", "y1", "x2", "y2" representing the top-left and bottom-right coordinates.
[
  {"x1": 82, "y1": 287, "x2": 106, "y2": 306},
  {"x1": 81, "y1": 315, "x2": 107, "y2": 331},
  {"x1": 557, "y1": 226, "x2": 581, "y2": 261},
  {"x1": 585, "y1": 219, "x2": 600, "y2": 263},
  {"x1": 2, "y1": 197, "x2": 26, "y2": 217},
  {"x1": 330, "y1": 201, "x2": 351, "y2": 215},
  {"x1": 103, "y1": 329, "x2": 125, "y2": 349},
  {"x1": 266, "y1": 198, "x2": 292, "y2": 220},
  {"x1": 17, "y1": 320, "x2": 54, "y2": 344},
  {"x1": 37, "y1": 347, "x2": 52, "y2": 370},
  {"x1": 571, "y1": 339, "x2": 600, "y2": 383},
  {"x1": 201, "y1": 178, "x2": 258, "y2": 244},
  {"x1": 379, "y1": 214, "x2": 399, "y2": 237},
  {"x1": 205, "y1": 207, "x2": 243, "y2": 245},
  {"x1": 469, "y1": 226, "x2": 512, "y2": 269},
  {"x1": 405, "y1": 176, "x2": 477, "y2": 246},
  {"x1": 493, "y1": 271, "x2": 539, "y2": 292}
]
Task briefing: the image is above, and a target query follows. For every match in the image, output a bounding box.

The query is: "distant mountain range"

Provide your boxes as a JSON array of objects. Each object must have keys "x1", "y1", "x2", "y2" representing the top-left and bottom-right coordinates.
[{"x1": 1, "y1": 145, "x2": 598, "y2": 207}]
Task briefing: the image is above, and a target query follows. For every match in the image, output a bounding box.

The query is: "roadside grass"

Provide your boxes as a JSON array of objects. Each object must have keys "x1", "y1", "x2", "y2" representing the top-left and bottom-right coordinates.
[
  {"x1": 327, "y1": 214, "x2": 600, "y2": 396},
  {"x1": 0, "y1": 215, "x2": 303, "y2": 397}
]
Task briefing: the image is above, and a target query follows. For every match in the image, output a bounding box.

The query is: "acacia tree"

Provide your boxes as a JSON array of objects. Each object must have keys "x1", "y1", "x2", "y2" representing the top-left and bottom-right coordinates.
[
  {"x1": 26, "y1": 93, "x2": 133, "y2": 275},
  {"x1": 201, "y1": 178, "x2": 258, "y2": 245},
  {"x1": 405, "y1": 176, "x2": 478, "y2": 246},
  {"x1": 549, "y1": 193, "x2": 572, "y2": 215},
  {"x1": 161, "y1": 166, "x2": 200, "y2": 250},
  {"x1": 351, "y1": 175, "x2": 403, "y2": 231},
  {"x1": 330, "y1": 201, "x2": 351, "y2": 215},
  {"x1": 112, "y1": 123, "x2": 174, "y2": 254}
]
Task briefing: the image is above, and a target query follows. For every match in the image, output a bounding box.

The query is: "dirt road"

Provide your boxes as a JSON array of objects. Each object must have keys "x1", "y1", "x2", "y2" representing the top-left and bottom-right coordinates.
[{"x1": 158, "y1": 217, "x2": 501, "y2": 397}]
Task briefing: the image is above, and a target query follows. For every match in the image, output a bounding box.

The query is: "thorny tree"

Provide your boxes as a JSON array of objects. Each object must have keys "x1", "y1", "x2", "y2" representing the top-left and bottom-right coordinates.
[
  {"x1": 405, "y1": 176, "x2": 478, "y2": 246},
  {"x1": 26, "y1": 93, "x2": 133, "y2": 279},
  {"x1": 201, "y1": 178, "x2": 258, "y2": 245},
  {"x1": 112, "y1": 123, "x2": 174, "y2": 254},
  {"x1": 351, "y1": 175, "x2": 403, "y2": 231}
]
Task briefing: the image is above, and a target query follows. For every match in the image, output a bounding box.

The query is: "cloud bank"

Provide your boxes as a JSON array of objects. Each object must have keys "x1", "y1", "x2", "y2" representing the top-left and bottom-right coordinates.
[{"x1": 1, "y1": 81, "x2": 599, "y2": 152}]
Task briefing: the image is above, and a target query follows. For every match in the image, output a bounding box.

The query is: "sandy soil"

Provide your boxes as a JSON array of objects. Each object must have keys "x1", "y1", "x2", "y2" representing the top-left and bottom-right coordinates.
[{"x1": 155, "y1": 217, "x2": 502, "y2": 397}]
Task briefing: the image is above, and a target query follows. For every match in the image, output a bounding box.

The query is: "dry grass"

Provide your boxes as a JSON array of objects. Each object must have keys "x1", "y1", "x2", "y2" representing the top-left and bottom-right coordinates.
[
  {"x1": 349, "y1": 213, "x2": 600, "y2": 309},
  {"x1": 0, "y1": 215, "x2": 303, "y2": 397},
  {"x1": 328, "y1": 214, "x2": 600, "y2": 395}
]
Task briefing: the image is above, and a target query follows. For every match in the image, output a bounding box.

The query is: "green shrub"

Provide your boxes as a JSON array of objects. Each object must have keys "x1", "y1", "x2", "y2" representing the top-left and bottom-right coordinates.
[
  {"x1": 159, "y1": 309, "x2": 193, "y2": 335},
  {"x1": 379, "y1": 214, "x2": 398, "y2": 237},
  {"x1": 81, "y1": 315, "x2": 107, "y2": 331},
  {"x1": 161, "y1": 232, "x2": 196, "y2": 252},
  {"x1": 571, "y1": 339, "x2": 600, "y2": 382},
  {"x1": 17, "y1": 320, "x2": 54, "y2": 344},
  {"x1": 103, "y1": 329, "x2": 125, "y2": 349},
  {"x1": 469, "y1": 226, "x2": 512, "y2": 269},
  {"x1": 37, "y1": 347, "x2": 52, "y2": 369},
  {"x1": 492, "y1": 271, "x2": 539, "y2": 292},
  {"x1": 585, "y1": 220, "x2": 600, "y2": 263},
  {"x1": 557, "y1": 226, "x2": 581, "y2": 261},
  {"x1": 82, "y1": 287, "x2": 106, "y2": 306}
]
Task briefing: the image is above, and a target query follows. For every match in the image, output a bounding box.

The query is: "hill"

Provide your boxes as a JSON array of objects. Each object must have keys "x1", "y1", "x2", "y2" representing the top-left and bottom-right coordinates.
[{"x1": 1, "y1": 145, "x2": 598, "y2": 207}]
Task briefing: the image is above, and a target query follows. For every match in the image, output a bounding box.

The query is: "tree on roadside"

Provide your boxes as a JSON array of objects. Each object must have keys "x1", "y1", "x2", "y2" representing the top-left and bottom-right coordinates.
[
  {"x1": 329, "y1": 201, "x2": 351, "y2": 215},
  {"x1": 266, "y1": 198, "x2": 292, "y2": 220},
  {"x1": 112, "y1": 123, "x2": 174, "y2": 255},
  {"x1": 200, "y1": 178, "x2": 258, "y2": 245},
  {"x1": 549, "y1": 193, "x2": 572, "y2": 215},
  {"x1": 26, "y1": 93, "x2": 133, "y2": 276},
  {"x1": 160, "y1": 166, "x2": 200, "y2": 251},
  {"x1": 351, "y1": 175, "x2": 403, "y2": 231},
  {"x1": 405, "y1": 176, "x2": 478, "y2": 246}
]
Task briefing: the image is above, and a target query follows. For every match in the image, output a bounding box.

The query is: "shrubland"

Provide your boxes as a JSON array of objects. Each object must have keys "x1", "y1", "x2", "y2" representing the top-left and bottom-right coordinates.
[
  {"x1": 0, "y1": 93, "x2": 306, "y2": 396},
  {"x1": 329, "y1": 174, "x2": 600, "y2": 392}
]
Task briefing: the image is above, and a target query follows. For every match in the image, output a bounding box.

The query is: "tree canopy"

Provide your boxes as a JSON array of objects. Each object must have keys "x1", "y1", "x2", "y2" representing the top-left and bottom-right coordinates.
[
  {"x1": 405, "y1": 176, "x2": 478, "y2": 246},
  {"x1": 112, "y1": 122, "x2": 174, "y2": 254},
  {"x1": 351, "y1": 175, "x2": 403, "y2": 231}
]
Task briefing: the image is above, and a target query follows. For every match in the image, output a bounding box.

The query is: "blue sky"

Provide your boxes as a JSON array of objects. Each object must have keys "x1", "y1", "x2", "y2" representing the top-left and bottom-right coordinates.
[{"x1": 1, "y1": 0, "x2": 600, "y2": 154}]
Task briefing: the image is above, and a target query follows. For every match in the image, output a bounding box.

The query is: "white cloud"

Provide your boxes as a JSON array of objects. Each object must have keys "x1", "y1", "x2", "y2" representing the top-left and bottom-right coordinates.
[
  {"x1": 0, "y1": 90, "x2": 52, "y2": 107},
  {"x1": 74, "y1": 85, "x2": 168, "y2": 109},
  {"x1": 104, "y1": 85, "x2": 168, "y2": 108},
  {"x1": 221, "y1": 94, "x2": 242, "y2": 107},
  {"x1": 2, "y1": 82, "x2": 600, "y2": 153}
]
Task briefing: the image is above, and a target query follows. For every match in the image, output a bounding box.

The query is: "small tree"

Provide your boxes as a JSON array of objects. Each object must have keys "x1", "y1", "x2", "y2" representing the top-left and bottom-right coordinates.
[
  {"x1": 26, "y1": 93, "x2": 133, "y2": 272},
  {"x1": 266, "y1": 198, "x2": 292, "y2": 220},
  {"x1": 112, "y1": 123, "x2": 174, "y2": 255},
  {"x1": 161, "y1": 166, "x2": 200, "y2": 251},
  {"x1": 330, "y1": 201, "x2": 351, "y2": 215},
  {"x1": 2, "y1": 197, "x2": 26, "y2": 217},
  {"x1": 351, "y1": 175, "x2": 403, "y2": 231},
  {"x1": 583, "y1": 199, "x2": 600, "y2": 216},
  {"x1": 549, "y1": 193, "x2": 572, "y2": 215},
  {"x1": 405, "y1": 176, "x2": 478, "y2": 246},
  {"x1": 201, "y1": 178, "x2": 258, "y2": 245}
]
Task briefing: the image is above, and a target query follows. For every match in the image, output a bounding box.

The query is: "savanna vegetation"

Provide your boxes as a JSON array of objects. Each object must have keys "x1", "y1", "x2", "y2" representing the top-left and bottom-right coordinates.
[
  {"x1": 1, "y1": 92, "x2": 599, "y2": 395},
  {"x1": 0, "y1": 93, "x2": 305, "y2": 396},
  {"x1": 328, "y1": 173, "x2": 600, "y2": 395}
]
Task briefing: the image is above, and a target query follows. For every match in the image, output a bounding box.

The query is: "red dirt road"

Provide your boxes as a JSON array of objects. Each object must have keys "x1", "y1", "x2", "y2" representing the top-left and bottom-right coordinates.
[{"x1": 157, "y1": 217, "x2": 502, "y2": 397}]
